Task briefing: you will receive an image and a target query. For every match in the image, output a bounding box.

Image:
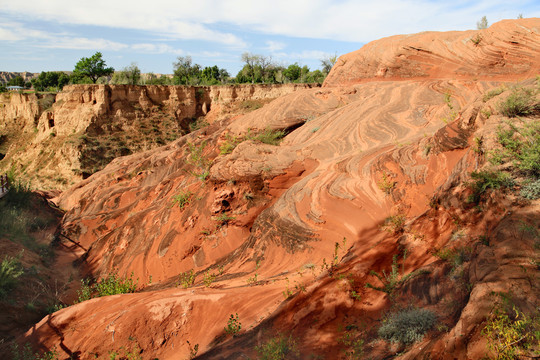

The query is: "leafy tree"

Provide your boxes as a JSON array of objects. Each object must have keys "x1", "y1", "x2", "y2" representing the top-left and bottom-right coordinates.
[
  {"x1": 31, "y1": 71, "x2": 70, "y2": 91},
  {"x1": 173, "y1": 56, "x2": 202, "y2": 85},
  {"x1": 321, "y1": 53, "x2": 338, "y2": 74},
  {"x1": 283, "y1": 63, "x2": 302, "y2": 82},
  {"x1": 477, "y1": 16, "x2": 489, "y2": 29},
  {"x1": 73, "y1": 52, "x2": 114, "y2": 84},
  {"x1": 7, "y1": 76, "x2": 25, "y2": 87},
  {"x1": 111, "y1": 62, "x2": 141, "y2": 85}
]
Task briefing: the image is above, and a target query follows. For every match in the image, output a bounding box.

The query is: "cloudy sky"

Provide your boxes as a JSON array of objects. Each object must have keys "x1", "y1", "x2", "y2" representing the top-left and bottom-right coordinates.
[{"x1": 1, "y1": 0, "x2": 538, "y2": 75}]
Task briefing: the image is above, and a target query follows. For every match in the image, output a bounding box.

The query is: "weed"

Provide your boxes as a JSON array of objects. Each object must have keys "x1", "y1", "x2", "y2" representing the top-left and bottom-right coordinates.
[
  {"x1": 377, "y1": 171, "x2": 395, "y2": 195},
  {"x1": 186, "y1": 141, "x2": 212, "y2": 181},
  {"x1": 283, "y1": 278, "x2": 293, "y2": 299},
  {"x1": 246, "y1": 273, "x2": 259, "y2": 286},
  {"x1": 187, "y1": 341, "x2": 199, "y2": 359},
  {"x1": 213, "y1": 213, "x2": 235, "y2": 226},
  {"x1": 252, "y1": 128, "x2": 286, "y2": 145},
  {"x1": 378, "y1": 307, "x2": 436, "y2": 344},
  {"x1": 177, "y1": 270, "x2": 195, "y2": 289},
  {"x1": 256, "y1": 333, "x2": 300, "y2": 360},
  {"x1": 203, "y1": 270, "x2": 216, "y2": 287},
  {"x1": 381, "y1": 214, "x2": 406, "y2": 234},
  {"x1": 225, "y1": 313, "x2": 242, "y2": 335},
  {"x1": 349, "y1": 290, "x2": 362, "y2": 301},
  {"x1": 497, "y1": 87, "x2": 538, "y2": 117},
  {"x1": 0, "y1": 252, "x2": 24, "y2": 298},
  {"x1": 467, "y1": 170, "x2": 514, "y2": 203},
  {"x1": 172, "y1": 190, "x2": 193, "y2": 209},
  {"x1": 442, "y1": 92, "x2": 459, "y2": 123},
  {"x1": 11, "y1": 343, "x2": 58, "y2": 360},
  {"x1": 482, "y1": 298, "x2": 539, "y2": 359},
  {"x1": 471, "y1": 34, "x2": 483, "y2": 45},
  {"x1": 189, "y1": 118, "x2": 209, "y2": 132},
  {"x1": 219, "y1": 133, "x2": 244, "y2": 155},
  {"x1": 338, "y1": 329, "x2": 364, "y2": 359},
  {"x1": 483, "y1": 87, "x2": 505, "y2": 102},
  {"x1": 75, "y1": 272, "x2": 138, "y2": 303}
]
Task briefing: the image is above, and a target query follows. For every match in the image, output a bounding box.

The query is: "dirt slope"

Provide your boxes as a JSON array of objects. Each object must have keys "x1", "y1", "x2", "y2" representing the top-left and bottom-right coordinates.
[{"x1": 16, "y1": 19, "x2": 540, "y2": 359}]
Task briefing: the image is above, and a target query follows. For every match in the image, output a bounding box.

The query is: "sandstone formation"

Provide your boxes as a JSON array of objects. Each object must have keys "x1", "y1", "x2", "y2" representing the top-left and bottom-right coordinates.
[
  {"x1": 0, "y1": 83, "x2": 314, "y2": 190},
  {"x1": 5, "y1": 19, "x2": 539, "y2": 359}
]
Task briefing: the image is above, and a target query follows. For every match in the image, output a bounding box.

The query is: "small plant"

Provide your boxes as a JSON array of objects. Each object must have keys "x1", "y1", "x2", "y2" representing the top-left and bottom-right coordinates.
[
  {"x1": 189, "y1": 117, "x2": 209, "y2": 132},
  {"x1": 243, "y1": 192, "x2": 254, "y2": 201},
  {"x1": 187, "y1": 341, "x2": 199, "y2": 359},
  {"x1": 75, "y1": 272, "x2": 138, "y2": 303},
  {"x1": 378, "y1": 307, "x2": 436, "y2": 344},
  {"x1": 483, "y1": 87, "x2": 505, "y2": 102},
  {"x1": 471, "y1": 34, "x2": 482, "y2": 46},
  {"x1": 213, "y1": 212, "x2": 235, "y2": 226},
  {"x1": 0, "y1": 252, "x2": 24, "y2": 298},
  {"x1": 11, "y1": 343, "x2": 58, "y2": 360},
  {"x1": 203, "y1": 269, "x2": 216, "y2": 287},
  {"x1": 172, "y1": 190, "x2": 193, "y2": 209},
  {"x1": 256, "y1": 333, "x2": 300, "y2": 360},
  {"x1": 520, "y1": 179, "x2": 540, "y2": 199},
  {"x1": 467, "y1": 170, "x2": 514, "y2": 203},
  {"x1": 219, "y1": 133, "x2": 244, "y2": 155},
  {"x1": 225, "y1": 313, "x2": 242, "y2": 335},
  {"x1": 186, "y1": 141, "x2": 212, "y2": 181},
  {"x1": 482, "y1": 297, "x2": 539, "y2": 360},
  {"x1": 338, "y1": 329, "x2": 364, "y2": 359},
  {"x1": 283, "y1": 278, "x2": 293, "y2": 299},
  {"x1": 178, "y1": 269, "x2": 195, "y2": 289},
  {"x1": 252, "y1": 128, "x2": 286, "y2": 145},
  {"x1": 377, "y1": 171, "x2": 395, "y2": 195},
  {"x1": 497, "y1": 87, "x2": 538, "y2": 117},
  {"x1": 381, "y1": 214, "x2": 406, "y2": 234},
  {"x1": 246, "y1": 273, "x2": 259, "y2": 286},
  {"x1": 349, "y1": 290, "x2": 362, "y2": 301}
]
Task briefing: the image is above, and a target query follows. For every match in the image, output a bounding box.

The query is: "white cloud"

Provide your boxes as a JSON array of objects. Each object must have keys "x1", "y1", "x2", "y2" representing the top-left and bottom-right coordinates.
[
  {"x1": 266, "y1": 40, "x2": 286, "y2": 52},
  {"x1": 40, "y1": 37, "x2": 128, "y2": 51},
  {"x1": 132, "y1": 43, "x2": 183, "y2": 54}
]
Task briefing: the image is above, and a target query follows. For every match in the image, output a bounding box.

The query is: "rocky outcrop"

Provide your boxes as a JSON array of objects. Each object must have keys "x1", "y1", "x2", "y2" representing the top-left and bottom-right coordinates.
[
  {"x1": 0, "y1": 83, "x2": 314, "y2": 189},
  {"x1": 324, "y1": 18, "x2": 540, "y2": 86}
]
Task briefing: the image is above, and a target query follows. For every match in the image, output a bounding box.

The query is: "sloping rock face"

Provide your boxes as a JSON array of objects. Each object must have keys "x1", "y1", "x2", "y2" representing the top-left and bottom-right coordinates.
[
  {"x1": 19, "y1": 19, "x2": 540, "y2": 359},
  {"x1": 324, "y1": 18, "x2": 540, "y2": 86},
  {"x1": 0, "y1": 84, "x2": 313, "y2": 189}
]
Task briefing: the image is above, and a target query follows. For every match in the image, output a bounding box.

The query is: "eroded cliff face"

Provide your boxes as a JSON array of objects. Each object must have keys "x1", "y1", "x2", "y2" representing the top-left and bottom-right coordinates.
[
  {"x1": 12, "y1": 19, "x2": 540, "y2": 359},
  {"x1": 0, "y1": 83, "x2": 314, "y2": 189}
]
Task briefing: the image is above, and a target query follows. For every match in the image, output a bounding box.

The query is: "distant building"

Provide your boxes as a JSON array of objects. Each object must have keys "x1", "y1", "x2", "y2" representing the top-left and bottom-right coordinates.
[{"x1": 7, "y1": 86, "x2": 24, "y2": 91}]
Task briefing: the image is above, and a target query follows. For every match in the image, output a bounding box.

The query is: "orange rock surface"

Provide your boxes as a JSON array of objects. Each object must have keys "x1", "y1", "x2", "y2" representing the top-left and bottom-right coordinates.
[{"x1": 17, "y1": 19, "x2": 540, "y2": 359}]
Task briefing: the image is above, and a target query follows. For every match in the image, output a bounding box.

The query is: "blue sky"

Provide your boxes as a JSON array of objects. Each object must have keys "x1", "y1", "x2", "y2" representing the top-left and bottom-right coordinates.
[{"x1": 1, "y1": 0, "x2": 539, "y2": 75}]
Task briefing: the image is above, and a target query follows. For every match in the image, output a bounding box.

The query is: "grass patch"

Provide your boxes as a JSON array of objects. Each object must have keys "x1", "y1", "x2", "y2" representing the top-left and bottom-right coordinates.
[
  {"x1": 467, "y1": 170, "x2": 514, "y2": 203},
  {"x1": 256, "y1": 333, "x2": 300, "y2": 360},
  {"x1": 252, "y1": 128, "x2": 286, "y2": 145},
  {"x1": 0, "y1": 253, "x2": 24, "y2": 298},
  {"x1": 483, "y1": 87, "x2": 505, "y2": 102},
  {"x1": 172, "y1": 190, "x2": 193, "y2": 209}
]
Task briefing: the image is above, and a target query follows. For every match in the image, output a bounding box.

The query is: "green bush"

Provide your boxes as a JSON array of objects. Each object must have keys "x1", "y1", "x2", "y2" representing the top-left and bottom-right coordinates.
[
  {"x1": 483, "y1": 87, "x2": 505, "y2": 102},
  {"x1": 378, "y1": 307, "x2": 436, "y2": 344},
  {"x1": 494, "y1": 119, "x2": 540, "y2": 177},
  {"x1": 11, "y1": 343, "x2": 58, "y2": 360},
  {"x1": 172, "y1": 190, "x2": 193, "y2": 209},
  {"x1": 177, "y1": 269, "x2": 195, "y2": 288},
  {"x1": 225, "y1": 313, "x2": 242, "y2": 335},
  {"x1": 256, "y1": 334, "x2": 299, "y2": 360},
  {"x1": 0, "y1": 253, "x2": 24, "y2": 297},
  {"x1": 497, "y1": 87, "x2": 538, "y2": 117}
]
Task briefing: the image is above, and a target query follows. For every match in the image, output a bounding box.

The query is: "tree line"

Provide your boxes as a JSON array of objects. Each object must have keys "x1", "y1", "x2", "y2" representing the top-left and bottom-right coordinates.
[{"x1": 1, "y1": 51, "x2": 338, "y2": 93}]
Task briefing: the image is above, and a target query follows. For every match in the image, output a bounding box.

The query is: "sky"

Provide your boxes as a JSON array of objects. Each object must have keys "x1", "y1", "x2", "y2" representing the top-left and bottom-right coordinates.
[{"x1": 1, "y1": 0, "x2": 539, "y2": 76}]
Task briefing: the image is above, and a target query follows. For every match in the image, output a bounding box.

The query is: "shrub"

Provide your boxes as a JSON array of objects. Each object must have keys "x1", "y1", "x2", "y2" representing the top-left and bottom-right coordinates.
[
  {"x1": 483, "y1": 304, "x2": 539, "y2": 359},
  {"x1": 256, "y1": 334, "x2": 300, "y2": 360},
  {"x1": 219, "y1": 134, "x2": 244, "y2": 155},
  {"x1": 378, "y1": 307, "x2": 436, "y2": 344},
  {"x1": 520, "y1": 179, "x2": 540, "y2": 199},
  {"x1": 497, "y1": 87, "x2": 538, "y2": 117},
  {"x1": 381, "y1": 214, "x2": 406, "y2": 234},
  {"x1": 11, "y1": 343, "x2": 58, "y2": 360},
  {"x1": 0, "y1": 253, "x2": 24, "y2": 297},
  {"x1": 75, "y1": 272, "x2": 138, "y2": 303},
  {"x1": 225, "y1": 313, "x2": 242, "y2": 335},
  {"x1": 483, "y1": 87, "x2": 505, "y2": 102},
  {"x1": 467, "y1": 170, "x2": 514, "y2": 203},
  {"x1": 377, "y1": 171, "x2": 395, "y2": 195},
  {"x1": 178, "y1": 269, "x2": 195, "y2": 288},
  {"x1": 172, "y1": 190, "x2": 193, "y2": 209},
  {"x1": 203, "y1": 269, "x2": 216, "y2": 287},
  {"x1": 494, "y1": 119, "x2": 540, "y2": 177}
]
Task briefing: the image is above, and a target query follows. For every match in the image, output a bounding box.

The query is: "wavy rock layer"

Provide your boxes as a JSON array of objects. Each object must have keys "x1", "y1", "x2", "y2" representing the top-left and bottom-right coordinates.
[{"x1": 21, "y1": 19, "x2": 540, "y2": 359}]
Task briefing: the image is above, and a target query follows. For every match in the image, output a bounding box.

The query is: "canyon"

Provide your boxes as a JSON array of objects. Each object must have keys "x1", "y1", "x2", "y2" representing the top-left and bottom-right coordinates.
[{"x1": 0, "y1": 18, "x2": 539, "y2": 359}]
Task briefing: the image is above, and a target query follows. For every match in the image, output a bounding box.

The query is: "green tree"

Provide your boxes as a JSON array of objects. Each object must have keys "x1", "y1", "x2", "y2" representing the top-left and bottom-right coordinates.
[
  {"x1": 73, "y1": 52, "x2": 114, "y2": 84},
  {"x1": 173, "y1": 56, "x2": 202, "y2": 85},
  {"x1": 283, "y1": 63, "x2": 302, "y2": 82},
  {"x1": 477, "y1": 16, "x2": 489, "y2": 29},
  {"x1": 7, "y1": 76, "x2": 25, "y2": 87},
  {"x1": 111, "y1": 62, "x2": 141, "y2": 85}
]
